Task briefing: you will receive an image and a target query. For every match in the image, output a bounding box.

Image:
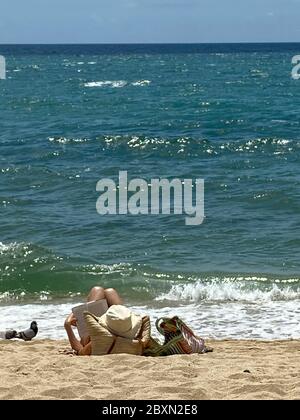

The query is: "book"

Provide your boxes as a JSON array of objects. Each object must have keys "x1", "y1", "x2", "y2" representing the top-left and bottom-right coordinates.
[{"x1": 72, "y1": 299, "x2": 108, "y2": 339}]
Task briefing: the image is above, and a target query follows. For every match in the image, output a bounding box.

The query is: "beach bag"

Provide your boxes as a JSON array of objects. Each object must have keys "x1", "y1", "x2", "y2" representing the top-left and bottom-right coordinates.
[
  {"x1": 144, "y1": 316, "x2": 211, "y2": 357},
  {"x1": 84, "y1": 311, "x2": 151, "y2": 356},
  {"x1": 166, "y1": 316, "x2": 207, "y2": 354}
]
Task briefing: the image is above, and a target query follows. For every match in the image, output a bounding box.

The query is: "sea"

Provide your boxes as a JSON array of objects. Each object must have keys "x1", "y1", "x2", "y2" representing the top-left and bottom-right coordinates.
[{"x1": 0, "y1": 43, "x2": 300, "y2": 340}]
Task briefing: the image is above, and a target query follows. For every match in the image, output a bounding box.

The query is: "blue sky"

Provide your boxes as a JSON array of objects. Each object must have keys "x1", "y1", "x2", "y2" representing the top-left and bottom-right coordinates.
[{"x1": 0, "y1": 0, "x2": 300, "y2": 43}]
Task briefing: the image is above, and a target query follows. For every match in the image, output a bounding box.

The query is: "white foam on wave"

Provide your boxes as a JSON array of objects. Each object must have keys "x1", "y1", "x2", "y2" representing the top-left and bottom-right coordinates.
[
  {"x1": 156, "y1": 279, "x2": 300, "y2": 303},
  {"x1": 0, "y1": 242, "x2": 9, "y2": 252},
  {"x1": 133, "y1": 300, "x2": 300, "y2": 340},
  {"x1": 84, "y1": 80, "x2": 151, "y2": 88},
  {"x1": 0, "y1": 241, "x2": 20, "y2": 254},
  {"x1": 0, "y1": 299, "x2": 299, "y2": 340},
  {"x1": 48, "y1": 137, "x2": 89, "y2": 144},
  {"x1": 132, "y1": 80, "x2": 151, "y2": 86},
  {"x1": 84, "y1": 81, "x2": 127, "y2": 88}
]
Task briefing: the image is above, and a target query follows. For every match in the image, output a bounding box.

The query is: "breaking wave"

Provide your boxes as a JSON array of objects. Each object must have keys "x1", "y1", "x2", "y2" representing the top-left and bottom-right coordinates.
[
  {"x1": 1, "y1": 241, "x2": 299, "y2": 305},
  {"x1": 156, "y1": 278, "x2": 300, "y2": 303}
]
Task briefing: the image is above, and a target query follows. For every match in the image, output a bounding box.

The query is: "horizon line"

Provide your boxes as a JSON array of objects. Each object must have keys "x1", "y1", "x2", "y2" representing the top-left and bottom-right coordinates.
[{"x1": 1, "y1": 41, "x2": 300, "y2": 46}]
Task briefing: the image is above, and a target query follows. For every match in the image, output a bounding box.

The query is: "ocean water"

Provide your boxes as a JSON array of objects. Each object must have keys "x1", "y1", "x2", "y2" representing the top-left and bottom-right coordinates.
[{"x1": 0, "y1": 44, "x2": 300, "y2": 340}]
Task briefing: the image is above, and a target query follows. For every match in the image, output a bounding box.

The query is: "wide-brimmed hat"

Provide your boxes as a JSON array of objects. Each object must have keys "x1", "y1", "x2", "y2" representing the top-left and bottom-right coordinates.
[{"x1": 99, "y1": 305, "x2": 142, "y2": 339}]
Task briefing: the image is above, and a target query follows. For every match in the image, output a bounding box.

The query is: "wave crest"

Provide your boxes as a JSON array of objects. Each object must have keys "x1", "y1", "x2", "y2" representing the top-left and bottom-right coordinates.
[
  {"x1": 84, "y1": 80, "x2": 151, "y2": 88},
  {"x1": 84, "y1": 80, "x2": 127, "y2": 88},
  {"x1": 156, "y1": 279, "x2": 300, "y2": 303},
  {"x1": 1, "y1": 243, "x2": 299, "y2": 305}
]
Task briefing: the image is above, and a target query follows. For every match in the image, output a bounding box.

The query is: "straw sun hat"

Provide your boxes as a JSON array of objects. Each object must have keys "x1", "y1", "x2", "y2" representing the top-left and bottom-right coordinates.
[{"x1": 99, "y1": 305, "x2": 143, "y2": 339}]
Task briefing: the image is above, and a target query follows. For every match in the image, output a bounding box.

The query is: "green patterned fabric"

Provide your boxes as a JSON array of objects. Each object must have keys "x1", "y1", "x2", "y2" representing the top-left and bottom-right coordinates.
[
  {"x1": 144, "y1": 318, "x2": 193, "y2": 357},
  {"x1": 144, "y1": 316, "x2": 212, "y2": 356}
]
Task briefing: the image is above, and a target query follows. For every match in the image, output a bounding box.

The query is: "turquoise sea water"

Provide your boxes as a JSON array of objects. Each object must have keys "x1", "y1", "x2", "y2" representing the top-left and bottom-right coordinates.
[{"x1": 0, "y1": 44, "x2": 300, "y2": 339}]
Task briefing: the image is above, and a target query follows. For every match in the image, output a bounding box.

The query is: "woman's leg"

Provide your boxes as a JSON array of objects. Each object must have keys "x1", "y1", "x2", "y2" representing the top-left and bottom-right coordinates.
[
  {"x1": 86, "y1": 286, "x2": 106, "y2": 302},
  {"x1": 105, "y1": 288, "x2": 123, "y2": 307},
  {"x1": 86, "y1": 286, "x2": 122, "y2": 306}
]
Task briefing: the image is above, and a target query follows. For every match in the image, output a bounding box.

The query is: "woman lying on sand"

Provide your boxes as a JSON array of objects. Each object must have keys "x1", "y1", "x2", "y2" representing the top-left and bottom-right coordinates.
[
  {"x1": 64, "y1": 285, "x2": 211, "y2": 357},
  {"x1": 64, "y1": 286, "x2": 122, "y2": 355}
]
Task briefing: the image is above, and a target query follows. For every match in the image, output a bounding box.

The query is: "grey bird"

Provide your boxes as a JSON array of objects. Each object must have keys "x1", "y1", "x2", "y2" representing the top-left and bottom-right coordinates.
[{"x1": 15, "y1": 321, "x2": 38, "y2": 341}]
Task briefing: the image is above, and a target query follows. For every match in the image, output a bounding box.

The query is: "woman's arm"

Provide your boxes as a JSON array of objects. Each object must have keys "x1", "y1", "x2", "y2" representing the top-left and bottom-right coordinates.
[
  {"x1": 64, "y1": 313, "x2": 84, "y2": 354},
  {"x1": 78, "y1": 341, "x2": 92, "y2": 356}
]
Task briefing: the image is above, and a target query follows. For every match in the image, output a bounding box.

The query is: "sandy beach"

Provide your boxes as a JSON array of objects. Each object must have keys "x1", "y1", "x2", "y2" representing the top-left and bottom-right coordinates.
[{"x1": 0, "y1": 339, "x2": 298, "y2": 400}]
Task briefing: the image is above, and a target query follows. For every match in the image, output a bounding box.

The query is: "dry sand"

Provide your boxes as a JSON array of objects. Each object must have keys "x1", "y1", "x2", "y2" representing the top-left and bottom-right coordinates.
[{"x1": 0, "y1": 339, "x2": 299, "y2": 400}]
